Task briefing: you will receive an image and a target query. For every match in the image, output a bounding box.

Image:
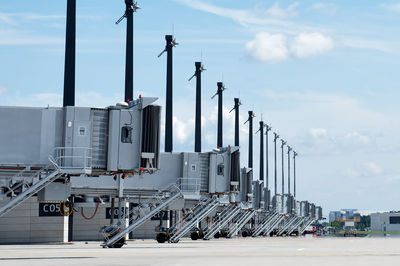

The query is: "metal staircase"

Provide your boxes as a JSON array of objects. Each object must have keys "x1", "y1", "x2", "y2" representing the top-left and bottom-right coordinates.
[
  {"x1": 286, "y1": 216, "x2": 304, "y2": 235},
  {"x1": 0, "y1": 147, "x2": 92, "y2": 218},
  {"x1": 277, "y1": 216, "x2": 299, "y2": 236},
  {"x1": 252, "y1": 211, "x2": 279, "y2": 237},
  {"x1": 203, "y1": 204, "x2": 241, "y2": 240},
  {"x1": 263, "y1": 214, "x2": 285, "y2": 236},
  {"x1": 299, "y1": 217, "x2": 314, "y2": 235},
  {"x1": 102, "y1": 185, "x2": 182, "y2": 248},
  {"x1": 169, "y1": 197, "x2": 220, "y2": 243},
  {"x1": 0, "y1": 162, "x2": 61, "y2": 218},
  {"x1": 225, "y1": 209, "x2": 245, "y2": 235},
  {"x1": 226, "y1": 209, "x2": 256, "y2": 238}
]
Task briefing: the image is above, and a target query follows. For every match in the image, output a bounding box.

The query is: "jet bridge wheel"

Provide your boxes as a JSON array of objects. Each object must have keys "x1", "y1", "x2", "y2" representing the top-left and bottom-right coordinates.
[
  {"x1": 107, "y1": 237, "x2": 125, "y2": 248},
  {"x1": 199, "y1": 231, "x2": 204, "y2": 238},
  {"x1": 241, "y1": 231, "x2": 248, "y2": 237},
  {"x1": 214, "y1": 232, "x2": 221, "y2": 239},
  {"x1": 156, "y1": 233, "x2": 167, "y2": 243},
  {"x1": 191, "y1": 232, "x2": 199, "y2": 240}
]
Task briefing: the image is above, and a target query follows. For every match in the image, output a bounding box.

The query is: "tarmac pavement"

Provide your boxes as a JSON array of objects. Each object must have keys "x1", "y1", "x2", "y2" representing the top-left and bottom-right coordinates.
[{"x1": 0, "y1": 236, "x2": 399, "y2": 266}]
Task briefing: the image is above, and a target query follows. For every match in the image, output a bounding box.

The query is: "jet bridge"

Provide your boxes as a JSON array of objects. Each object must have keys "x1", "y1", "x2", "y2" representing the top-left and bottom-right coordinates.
[{"x1": 0, "y1": 98, "x2": 162, "y2": 217}]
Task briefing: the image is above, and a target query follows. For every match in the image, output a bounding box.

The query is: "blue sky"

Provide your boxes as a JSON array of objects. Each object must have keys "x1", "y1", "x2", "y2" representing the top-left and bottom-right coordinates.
[{"x1": 1, "y1": 0, "x2": 400, "y2": 214}]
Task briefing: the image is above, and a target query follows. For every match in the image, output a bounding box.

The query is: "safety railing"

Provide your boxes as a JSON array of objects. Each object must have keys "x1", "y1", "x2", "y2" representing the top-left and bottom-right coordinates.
[
  {"x1": 177, "y1": 178, "x2": 201, "y2": 194},
  {"x1": 51, "y1": 147, "x2": 92, "y2": 173},
  {"x1": 102, "y1": 183, "x2": 182, "y2": 240}
]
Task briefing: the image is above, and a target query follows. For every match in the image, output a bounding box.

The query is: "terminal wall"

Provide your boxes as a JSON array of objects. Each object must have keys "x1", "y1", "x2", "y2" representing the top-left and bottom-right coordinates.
[
  {"x1": 73, "y1": 201, "x2": 165, "y2": 241},
  {"x1": 0, "y1": 197, "x2": 67, "y2": 243}
]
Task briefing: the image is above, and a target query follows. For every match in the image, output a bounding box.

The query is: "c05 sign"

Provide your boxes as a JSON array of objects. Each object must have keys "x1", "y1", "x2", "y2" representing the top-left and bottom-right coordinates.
[{"x1": 39, "y1": 202, "x2": 69, "y2": 217}]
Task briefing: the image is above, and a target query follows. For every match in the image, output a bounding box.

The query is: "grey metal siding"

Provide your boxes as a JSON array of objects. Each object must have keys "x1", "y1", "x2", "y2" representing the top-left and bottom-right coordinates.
[
  {"x1": 91, "y1": 109, "x2": 108, "y2": 169},
  {"x1": 199, "y1": 153, "x2": 210, "y2": 192}
]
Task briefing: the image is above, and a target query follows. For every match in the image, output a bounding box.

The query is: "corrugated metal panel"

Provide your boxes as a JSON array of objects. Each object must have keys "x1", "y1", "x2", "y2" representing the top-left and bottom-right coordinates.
[
  {"x1": 199, "y1": 153, "x2": 209, "y2": 192},
  {"x1": 91, "y1": 109, "x2": 108, "y2": 169}
]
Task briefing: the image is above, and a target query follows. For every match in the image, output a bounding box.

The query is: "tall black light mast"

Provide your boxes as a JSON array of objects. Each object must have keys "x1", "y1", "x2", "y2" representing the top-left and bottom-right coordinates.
[
  {"x1": 293, "y1": 151, "x2": 298, "y2": 197},
  {"x1": 265, "y1": 124, "x2": 272, "y2": 188},
  {"x1": 63, "y1": 0, "x2": 76, "y2": 107},
  {"x1": 63, "y1": 0, "x2": 77, "y2": 243},
  {"x1": 116, "y1": 0, "x2": 140, "y2": 102},
  {"x1": 273, "y1": 132, "x2": 279, "y2": 195},
  {"x1": 256, "y1": 120, "x2": 264, "y2": 182},
  {"x1": 287, "y1": 145, "x2": 292, "y2": 195},
  {"x1": 281, "y1": 139, "x2": 287, "y2": 196},
  {"x1": 229, "y1": 98, "x2": 241, "y2": 147},
  {"x1": 245, "y1": 111, "x2": 255, "y2": 168},
  {"x1": 158, "y1": 35, "x2": 178, "y2": 152},
  {"x1": 212, "y1": 82, "x2": 226, "y2": 148},
  {"x1": 189, "y1": 62, "x2": 205, "y2": 152}
]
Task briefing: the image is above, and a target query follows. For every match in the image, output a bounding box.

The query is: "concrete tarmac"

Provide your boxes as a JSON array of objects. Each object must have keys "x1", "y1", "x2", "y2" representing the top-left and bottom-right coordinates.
[{"x1": 0, "y1": 236, "x2": 400, "y2": 266}]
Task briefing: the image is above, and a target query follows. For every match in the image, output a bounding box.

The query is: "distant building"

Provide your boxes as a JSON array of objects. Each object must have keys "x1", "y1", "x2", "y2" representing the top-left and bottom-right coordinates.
[
  {"x1": 329, "y1": 211, "x2": 341, "y2": 223},
  {"x1": 329, "y1": 209, "x2": 361, "y2": 223},
  {"x1": 371, "y1": 212, "x2": 400, "y2": 232},
  {"x1": 340, "y1": 209, "x2": 361, "y2": 223}
]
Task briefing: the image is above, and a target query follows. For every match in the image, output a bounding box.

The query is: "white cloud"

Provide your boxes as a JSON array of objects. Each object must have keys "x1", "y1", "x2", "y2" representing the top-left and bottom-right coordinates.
[
  {"x1": 384, "y1": 175, "x2": 400, "y2": 184},
  {"x1": 173, "y1": 0, "x2": 307, "y2": 32},
  {"x1": 176, "y1": 0, "x2": 400, "y2": 58},
  {"x1": 14, "y1": 91, "x2": 123, "y2": 108},
  {"x1": 0, "y1": 34, "x2": 63, "y2": 46},
  {"x1": 0, "y1": 12, "x2": 100, "y2": 25},
  {"x1": 342, "y1": 38, "x2": 400, "y2": 55},
  {"x1": 33, "y1": 93, "x2": 62, "y2": 106},
  {"x1": 173, "y1": 116, "x2": 194, "y2": 144},
  {"x1": 381, "y1": 3, "x2": 400, "y2": 13},
  {"x1": 246, "y1": 32, "x2": 334, "y2": 63},
  {"x1": 245, "y1": 33, "x2": 288, "y2": 63},
  {"x1": 345, "y1": 168, "x2": 361, "y2": 178},
  {"x1": 291, "y1": 33, "x2": 334, "y2": 58},
  {"x1": 263, "y1": 2, "x2": 299, "y2": 19},
  {"x1": 309, "y1": 128, "x2": 328, "y2": 138},
  {"x1": 311, "y1": 3, "x2": 338, "y2": 16},
  {"x1": 0, "y1": 13, "x2": 14, "y2": 24},
  {"x1": 0, "y1": 86, "x2": 8, "y2": 95},
  {"x1": 345, "y1": 131, "x2": 370, "y2": 145},
  {"x1": 364, "y1": 162, "x2": 382, "y2": 175}
]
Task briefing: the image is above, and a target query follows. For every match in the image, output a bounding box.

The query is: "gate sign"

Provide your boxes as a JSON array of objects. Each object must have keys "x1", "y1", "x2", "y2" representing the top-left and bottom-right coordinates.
[
  {"x1": 150, "y1": 211, "x2": 168, "y2": 221},
  {"x1": 39, "y1": 203, "x2": 64, "y2": 217},
  {"x1": 106, "y1": 207, "x2": 128, "y2": 219}
]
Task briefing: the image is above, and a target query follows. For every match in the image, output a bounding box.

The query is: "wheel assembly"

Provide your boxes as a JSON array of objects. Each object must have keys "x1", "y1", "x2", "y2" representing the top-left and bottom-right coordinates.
[
  {"x1": 191, "y1": 232, "x2": 199, "y2": 240},
  {"x1": 156, "y1": 233, "x2": 167, "y2": 243}
]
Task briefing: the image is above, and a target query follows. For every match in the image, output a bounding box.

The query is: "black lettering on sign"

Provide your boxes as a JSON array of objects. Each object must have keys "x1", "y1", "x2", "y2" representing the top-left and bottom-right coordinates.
[
  {"x1": 39, "y1": 203, "x2": 64, "y2": 217},
  {"x1": 105, "y1": 207, "x2": 128, "y2": 219}
]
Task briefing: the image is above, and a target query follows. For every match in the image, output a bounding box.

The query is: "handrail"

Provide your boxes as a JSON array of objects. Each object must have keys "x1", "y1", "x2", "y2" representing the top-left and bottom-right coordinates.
[
  {"x1": 52, "y1": 147, "x2": 92, "y2": 170},
  {"x1": 103, "y1": 183, "x2": 182, "y2": 237},
  {"x1": 3, "y1": 161, "x2": 58, "y2": 199},
  {"x1": 177, "y1": 178, "x2": 201, "y2": 193}
]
